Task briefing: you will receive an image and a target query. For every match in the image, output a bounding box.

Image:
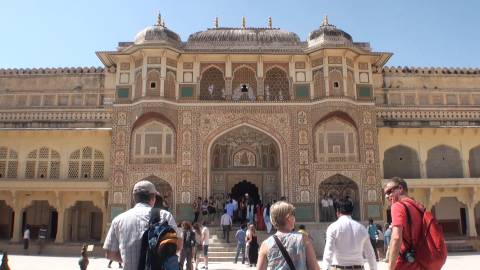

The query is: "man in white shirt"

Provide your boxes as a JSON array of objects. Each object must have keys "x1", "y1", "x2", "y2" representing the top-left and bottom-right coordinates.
[
  {"x1": 322, "y1": 199, "x2": 377, "y2": 270},
  {"x1": 220, "y1": 209, "x2": 233, "y2": 243},
  {"x1": 103, "y1": 180, "x2": 182, "y2": 270},
  {"x1": 201, "y1": 221, "x2": 210, "y2": 269},
  {"x1": 320, "y1": 197, "x2": 329, "y2": 221}
]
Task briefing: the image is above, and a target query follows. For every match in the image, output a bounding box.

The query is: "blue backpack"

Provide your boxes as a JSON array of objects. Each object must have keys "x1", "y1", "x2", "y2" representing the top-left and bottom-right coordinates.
[{"x1": 138, "y1": 208, "x2": 179, "y2": 270}]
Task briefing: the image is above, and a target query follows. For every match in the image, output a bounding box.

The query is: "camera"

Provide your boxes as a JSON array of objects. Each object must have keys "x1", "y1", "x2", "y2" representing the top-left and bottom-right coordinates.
[{"x1": 404, "y1": 249, "x2": 416, "y2": 263}]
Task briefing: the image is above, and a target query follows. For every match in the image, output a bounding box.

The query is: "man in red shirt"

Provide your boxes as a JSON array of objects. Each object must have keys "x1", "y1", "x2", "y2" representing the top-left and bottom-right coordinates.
[{"x1": 384, "y1": 177, "x2": 425, "y2": 270}]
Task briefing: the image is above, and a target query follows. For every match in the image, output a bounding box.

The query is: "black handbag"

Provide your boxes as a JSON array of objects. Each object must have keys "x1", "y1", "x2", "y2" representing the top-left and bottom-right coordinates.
[{"x1": 273, "y1": 235, "x2": 296, "y2": 270}]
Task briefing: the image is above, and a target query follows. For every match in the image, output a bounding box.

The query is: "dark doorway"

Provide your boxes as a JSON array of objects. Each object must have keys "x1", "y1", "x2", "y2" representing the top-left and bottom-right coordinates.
[
  {"x1": 460, "y1": 208, "x2": 467, "y2": 235},
  {"x1": 50, "y1": 211, "x2": 58, "y2": 239},
  {"x1": 231, "y1": 180, "x2": 260, "y2": 204}
]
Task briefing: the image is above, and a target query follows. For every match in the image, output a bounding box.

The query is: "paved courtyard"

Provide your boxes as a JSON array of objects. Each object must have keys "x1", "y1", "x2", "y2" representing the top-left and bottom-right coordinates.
[{"x1": 3, "y1": 253, "x2": 480, "y2": 270}]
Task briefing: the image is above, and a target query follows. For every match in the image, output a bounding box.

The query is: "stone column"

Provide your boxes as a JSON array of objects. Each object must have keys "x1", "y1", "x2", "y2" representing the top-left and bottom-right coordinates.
[
  {"x1": 160, "y1": 54, "x2": 167, "y2": 97},
  {"x1": 55, "y1": 207, "x2": 65, "y2": 244},
  {"x1": 225, "y1": 78, "x2": 232, "y2": 100},
  {"x1": 256, "y1": 77, "x2": 264, "y2": 100},
  {"x1": 467, "y1": 203, "x2": 478, "y2": 237},
  {"x1": 11, "y1": 206, "x2": 23, "y2": 242}
]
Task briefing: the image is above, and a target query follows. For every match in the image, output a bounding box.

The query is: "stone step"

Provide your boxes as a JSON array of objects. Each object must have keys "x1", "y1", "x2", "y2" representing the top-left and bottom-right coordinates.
[
  {"x1": 0, "y1": 241, "x2": 104, "y2": 257},
  {"x1": 207, "y1": 251, "x2": 237, "y2": 258}
]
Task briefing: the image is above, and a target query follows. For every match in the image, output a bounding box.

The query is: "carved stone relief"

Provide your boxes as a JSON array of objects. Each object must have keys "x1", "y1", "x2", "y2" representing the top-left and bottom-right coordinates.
[
  {"x1": 299, "y1": 130, "x2": 308, "y2": 145},
  {"x1": 183, "y1": 111, "x2": 192, "y2": 126},
  {"x1": 114, "y1": 151, "x2": 125, "y2": 166},
  {"x1": 365, "y1": 149, "x2": 375, "y2": 164},
  {"x1": 300, "y1": 190, "x2": 310, "y2": 202},
  {"x1": 182, "y1": 151, "x2": 192, "y2": 166},
  {"x1": 113, "y1": 192, "x2": 123, "y2": 204},
  {"x1": 364, "y1": 130, "x2": 373, "y2": 145},
  {"x1": 363, "y1": 111, "x2": 372, "y2": 125},
  {"x1": 297, "y1": 111, "x2": 307, "y2": 125},
  {"x1": 181, "y1": 191, "x2": 191, "y2": 203},
  {"x1": 113, "y1": 171, "x2": 124, "y2": 186},
  {"x1": 299, "y1": 150, "x2": 308, "y2": 165},
  {"x1": 181, "y1": 171, "x2": 191, "y2": 186},
  {"x1": 299, "y1": 169, "x2": 310, "y2": 186},
  {"x1": 117, "y1": 112, "x2": 127, "y2": 125},
  {"x1": 367, "y1": 189, "x2": 377, "y2": 202}
]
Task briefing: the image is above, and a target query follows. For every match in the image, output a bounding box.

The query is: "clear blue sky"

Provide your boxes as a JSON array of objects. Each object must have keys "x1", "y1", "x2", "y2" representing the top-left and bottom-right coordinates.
[{"x1": 1, "y1": 0, "x2": 479, "y2": 68}]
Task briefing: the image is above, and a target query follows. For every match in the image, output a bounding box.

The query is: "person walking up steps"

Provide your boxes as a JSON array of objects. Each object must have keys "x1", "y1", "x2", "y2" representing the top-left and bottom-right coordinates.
[
  {"x1": 234, "y1": 224, "x2": 247, "y2": 264},
  {"x1": 220, "y1": 210, "x2": 232, "y2": 243},
  {"x1": 201, "y1": 221, "x2": 210, "y2": 269}
]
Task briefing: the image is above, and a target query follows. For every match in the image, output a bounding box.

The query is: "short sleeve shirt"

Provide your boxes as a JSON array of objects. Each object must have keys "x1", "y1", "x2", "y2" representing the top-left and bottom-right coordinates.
[
  {"x1": 391, "y1": 198, "x2": 423, "y2": 262},
  {"x1": 103, "y1": 203, "x2": 179, "y2": 270}
]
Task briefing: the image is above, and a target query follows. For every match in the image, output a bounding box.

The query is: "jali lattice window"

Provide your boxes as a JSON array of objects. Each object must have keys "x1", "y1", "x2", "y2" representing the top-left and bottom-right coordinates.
[
  {"x1": 133, "y1": 121, "x2": 175, "y2": 163},
  {"x1": 200, "y1": 66, "x2": 225, "y2": 100},
  {"x1": 264, "y1": 67, "x2": 289, "y2": 100},
  {"x1": 0, "y1": 147, "x2": 18, "y2": 178},
  {"x1": 25, "y1": 147, "x2": 60, "y2": 179},
  {"x1": 68, "y1": 147, "x2": 105, "y2": 179},
  {"x1": 314, "y1": 118, "x2": 357, "y2": 162}
]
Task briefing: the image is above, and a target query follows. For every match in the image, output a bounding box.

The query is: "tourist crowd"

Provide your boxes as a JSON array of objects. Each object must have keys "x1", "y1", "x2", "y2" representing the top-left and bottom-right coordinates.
[{"x1": 99, "y1": 177, "x2": 445, "y2": 270}]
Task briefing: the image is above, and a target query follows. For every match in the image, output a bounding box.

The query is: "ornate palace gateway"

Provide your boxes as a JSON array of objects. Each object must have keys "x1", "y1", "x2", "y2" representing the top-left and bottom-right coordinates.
[{"x1": 0, "y1": 14, "x2": 479, "y2": 249}]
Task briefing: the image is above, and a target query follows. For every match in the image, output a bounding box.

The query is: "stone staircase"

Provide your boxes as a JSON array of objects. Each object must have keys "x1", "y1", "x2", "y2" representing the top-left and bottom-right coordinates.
[
  {"x1": 446, "y1": 239, "x2": 476, "y2": 253},
  {"x1": 207, "y1": 226, "x2": 271, "y2": 263},
  {"x1": 0, "y1": 240, "x2": 104, "y2": 257}
]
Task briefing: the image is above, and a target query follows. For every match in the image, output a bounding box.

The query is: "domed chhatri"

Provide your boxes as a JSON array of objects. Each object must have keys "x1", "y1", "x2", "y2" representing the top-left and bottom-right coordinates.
[
  {"x1": 308, "y1": 16, "x2": 353, "y2": 48},
  {"x1": 134, "y1": 13, "x2": 181, "y2": 46}
]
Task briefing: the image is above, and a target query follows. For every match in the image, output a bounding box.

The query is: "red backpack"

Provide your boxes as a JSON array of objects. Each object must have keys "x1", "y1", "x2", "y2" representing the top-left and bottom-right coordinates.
[{"x1": 400, "y1": 201, "x2": 447, "y2": 270}]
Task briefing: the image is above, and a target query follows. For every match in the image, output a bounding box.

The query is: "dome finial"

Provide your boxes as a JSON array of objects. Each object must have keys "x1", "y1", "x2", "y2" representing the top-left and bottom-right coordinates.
[
  {"x1": 156, "y1": 12, "x2": 162, "y2": 26},
  {"x1": 214, "y1": 17, "x2": 219, "y2": 28},
  {"x1": 268, "y1": 17, "x2": 272, "y2": 29},
  {"x1": 322, "y1": 15, "x2": 329, "y2": 26},
  {"x1": 242, "y1": 16, "x2": 246, "y2": 29}
]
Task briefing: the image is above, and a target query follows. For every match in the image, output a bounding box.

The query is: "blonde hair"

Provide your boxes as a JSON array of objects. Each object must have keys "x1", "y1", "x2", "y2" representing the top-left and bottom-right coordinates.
[{"x1": 269, "y1": 201, "x2": 295, "y2": 229}]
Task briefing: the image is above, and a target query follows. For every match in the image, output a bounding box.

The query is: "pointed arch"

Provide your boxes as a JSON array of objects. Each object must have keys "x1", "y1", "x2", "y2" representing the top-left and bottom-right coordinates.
[
  {"x1": 383, "y1": 145, "x2": 421, "y2": 179},
  {"x1": 68, "y1": 147, "x2": 105, "y2": 179},
  {"x1": 131, "y1": 113, "x2": 176, "y2": 164},
  {"x1": 200, "y1": 66, "x2": 225, "y2": 100},
  {"x1": 146, "y1": 69, "x2": 161, "y2": 97},
  {"x1": 164, "y1": 70, "x2": 176, "y2": 99},
  {"x1": 313, "y1": 115, "x2": 358, "y2": 163},
  {"x1": 264, "y1": 67, "x2": 289, "y2": 100},
  {"x1": 25, "y1": 147, "x2": 60, "y2": 179},
  {"x1": 469, "y1": 145, "x2": 480, "y2": 177},
  {"x1": 426, "y1": 145, "x2": 463, "y2": 178},
  {"x1": 232, "y1": 66, "x2": 257, "y2": 97}
]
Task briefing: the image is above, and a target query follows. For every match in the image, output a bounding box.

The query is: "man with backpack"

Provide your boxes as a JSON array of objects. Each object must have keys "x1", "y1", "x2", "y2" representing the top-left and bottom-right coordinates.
[
  {"x1": 103, "y1": 180, "x2": 182, "y2": 270},
  {"x1": 384, "y1": 177, "x2": 447, "y2": 270}
]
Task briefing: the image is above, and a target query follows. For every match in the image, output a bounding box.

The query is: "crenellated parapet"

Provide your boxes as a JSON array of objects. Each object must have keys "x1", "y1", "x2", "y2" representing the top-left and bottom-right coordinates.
[
  {"x1": 382, "y1": 66, "x2": 480, "y2": 75},
  {"x1": 0, "y1": 67, "x2": 104, "y2": 76}
]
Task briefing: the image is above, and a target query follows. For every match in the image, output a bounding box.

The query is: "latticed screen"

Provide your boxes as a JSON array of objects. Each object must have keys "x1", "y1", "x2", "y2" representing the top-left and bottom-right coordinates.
[
  {"x1": 132, "y1": 121, "x2": 175, "y2": 163},
  {"x1": 0, "y1": 147, "x2": 18, "y2": 178},
  {"x1": 164, "y1": 71, "x2": 176, "y2": 99},
  {"x1": 25, "y1": 147, "x2": 61, "y2": 179},
  {"x1": 68, "y1": 147, "x2": 105, "y2": 179},
  {"x1": 313, "y1": 69, "x2": 325, "y2": 98},
  {"x1": 200, "y1": 67, "x2": 225, "y2": 99},
  {"x1": 264, "y1": 67, "x2": 289, "y2": 100}
]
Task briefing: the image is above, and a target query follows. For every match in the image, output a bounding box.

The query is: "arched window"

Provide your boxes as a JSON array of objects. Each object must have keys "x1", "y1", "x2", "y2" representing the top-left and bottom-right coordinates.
[
  {"x1": 383, "y1": 145, "x2": 421, "y2": 179},
  {"x1": 313, "y1": 69, "x2": 325, "y2": 98},
  {"x1": 146, "y1": 70, "x2": 161, "y2": 97},
  {"x1": 134, "y1": 71, "x2": 143, "y2": 99},
  {"x1": 426, "y1": 145, "x2": 463, "y2": 178},
  {"x1": 329, "y1": 68, "x2": 344, "y2": 96},
  {"x1": 68, "y1": 147, "x2": 105, "y2": 179},
  {"x1": 0, "y1": 147, "x2": 18, "y2": 178},
  {"x1": 164, "y1": 71, "x2": 176, "y2": 99},
  {"x1": 264, "y1": 67, "x2": 289, "y2": 100},
  {"x1": 200, "y1": 66, "x2": 225, "y2": 100},
  {"x1": 232, "y1": 66, "x2": 257, "y2": 99},
  {"x1": 469, "y1": 145, "x2": 480, "y2": 177},
  {"x1": 25, "y1": 147, "x2": 60, "y2": 179},
  {"x1": 314, "y1": 118, "x2": 357, "y2": 162},
  {"x1": 132, "y1": 121, "x2": 175, "y2": 163}
]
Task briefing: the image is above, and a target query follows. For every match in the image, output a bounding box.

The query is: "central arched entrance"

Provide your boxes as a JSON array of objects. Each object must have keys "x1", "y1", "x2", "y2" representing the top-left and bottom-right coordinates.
[
  {"x1": 318, "y1": 174, "x2": 360, "y2": 221},
  {"x1": 209, "y1": 126, "x2": 281, "y2": 204},
  {"x1": 231, "y1": 180, "x2": 260, "y2": 204}
]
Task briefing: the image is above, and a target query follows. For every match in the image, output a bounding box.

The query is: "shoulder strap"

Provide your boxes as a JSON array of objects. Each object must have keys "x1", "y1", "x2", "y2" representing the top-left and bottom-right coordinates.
[
  {"x1": 273, "y1": 235, "x2": 296, "y2": 270},
  {"x1": 399, "y1": 202, "x2": 416, "y2": 249}
]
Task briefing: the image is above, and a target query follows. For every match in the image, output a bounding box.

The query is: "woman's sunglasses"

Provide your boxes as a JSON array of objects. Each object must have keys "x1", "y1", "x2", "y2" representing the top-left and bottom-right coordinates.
[{"x1": 384, "y1": 185, "x2": 399, "y2": 196}]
